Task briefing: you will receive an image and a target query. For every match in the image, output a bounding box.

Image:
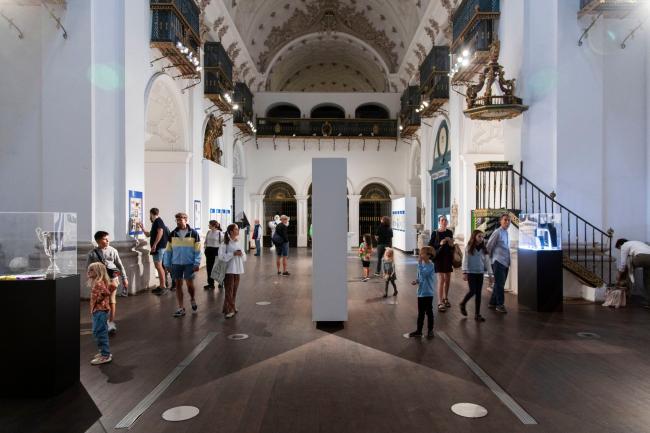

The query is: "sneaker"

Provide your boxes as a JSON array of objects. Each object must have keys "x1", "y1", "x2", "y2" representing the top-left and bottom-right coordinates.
[
  {"x1": 383, "y1": 294, "x2": 388, "y2": 298},
  {"x1": 408, "y1": 331, "x2": 423, "y2": 338},
  {"x1": 108, "y1": 321, "x2": 117, "y2": 334},
  {"x1": 426, "y1": 330, "x2": 435, "y2": 339},
  {"x1": 225, "y1": 312, "x2": 235, "y2": 318},
  {"x1": 277, "y1": 271, "x2": 282, "y2": 275},
  {"x1": 203, "y1": 284, "x2": 211, "y2": 290},
  {"x1": 151, "y1": 287, "x2": 164, "y2": 295},
  {"x1": 444, "y1": 299, "x2": 451, "y2": 308},
  {"x1": 495, "y1": 305, "x2": 507, "y2": 314},
  {"x1": 362, "y1": 277, "x2": 369, "y2": 282},
  {"x1": 173, "y1": 308, "x2": 186, "y2": 318},
  {"x1": 373, "y1": 272, "x2": 381, "y2": 277},
  {"x1": 488, "y1": 304, "x2": 496, "y2": 309},
  {"x1": 191, "y1": 300, "x2": 198, "y2": 312},
  {"x1": 93, "y1": 352, "x2": 102, "y2": 360},
  {"x1": 282, "y1": 271, "x2": 291, "y2": 276},
  {"x1": 475, "y1": 315, "x2": 486, "y2": 322},
  {"x1": 91, "y1": 354, "x2": 112, "y2": 365},
  {"x1": 117, "y1": 292, "x2": 128, "y2": 297},
  {"x1": 460, "y1": 304, "x2": 468, "y2": 317}
]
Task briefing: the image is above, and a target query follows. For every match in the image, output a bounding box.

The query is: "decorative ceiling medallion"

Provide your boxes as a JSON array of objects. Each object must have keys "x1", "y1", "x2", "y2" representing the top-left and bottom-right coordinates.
[
  {"x1": 463, "y1": 41, "x2": 528, "y2": 121},
  {"x1": 258, "y1": 0, "x2": 398, "y2": 73}
]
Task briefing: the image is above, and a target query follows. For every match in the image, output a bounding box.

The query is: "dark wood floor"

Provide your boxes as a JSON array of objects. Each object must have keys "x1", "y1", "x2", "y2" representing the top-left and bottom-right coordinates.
[{"x1": 3, "y1": 248, "x2": 650, "y2": 433}]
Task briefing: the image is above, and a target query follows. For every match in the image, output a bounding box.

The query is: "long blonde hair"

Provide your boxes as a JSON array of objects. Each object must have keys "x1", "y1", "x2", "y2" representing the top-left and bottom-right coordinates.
[
  {"x1": 87, "y1": 262, "x2": 110, "y2": 288},
  {"x1": 383, "y1": 247, "x2": 394, "y2": 261}
]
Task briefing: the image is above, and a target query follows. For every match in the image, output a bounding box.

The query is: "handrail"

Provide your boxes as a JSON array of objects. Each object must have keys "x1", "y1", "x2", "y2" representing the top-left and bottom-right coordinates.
[{"x1": 476, "y1": 162, "x2": 613, "y2": 286}]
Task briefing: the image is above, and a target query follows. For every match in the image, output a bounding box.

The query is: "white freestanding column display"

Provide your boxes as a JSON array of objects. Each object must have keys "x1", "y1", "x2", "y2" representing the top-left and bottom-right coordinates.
[
  {"x1": 312, "y1": 158, "x2": 348, "y2": 323},
  {"x1": 391, "y1": 197, "x2": 417, "y2": 252}
]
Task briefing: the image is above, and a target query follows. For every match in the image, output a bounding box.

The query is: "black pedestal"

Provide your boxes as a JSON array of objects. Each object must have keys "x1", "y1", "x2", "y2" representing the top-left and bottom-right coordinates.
[
  {"x1": 0, "y1": 275, "x2": 80, "y2": 397},
  {"x1": 518, "y1": 249, "x2": 563, "y2": 312}
]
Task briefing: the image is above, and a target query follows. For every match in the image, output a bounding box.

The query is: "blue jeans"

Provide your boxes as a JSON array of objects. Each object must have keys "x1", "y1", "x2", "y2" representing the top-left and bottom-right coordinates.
[
  {"x1": 490, "y1": 261, "x2": 509, "y2": 307},
  {"x1": 92, "y1": 310, "x2": 110, "y2": 356},
  {"x1": 254, "y1": 239, "x2": 261, "y2": 255}
]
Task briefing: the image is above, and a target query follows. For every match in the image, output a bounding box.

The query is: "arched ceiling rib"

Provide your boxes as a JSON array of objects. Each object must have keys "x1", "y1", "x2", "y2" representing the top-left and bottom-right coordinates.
[{"x1": 225, "y1": 0, "x2": 431, "y2": 74}]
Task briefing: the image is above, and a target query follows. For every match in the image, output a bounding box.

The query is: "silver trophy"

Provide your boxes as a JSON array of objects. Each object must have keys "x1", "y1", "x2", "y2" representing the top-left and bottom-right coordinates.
[{"x1": 35, "y1": 228, "x2": 64, "y2": 278}]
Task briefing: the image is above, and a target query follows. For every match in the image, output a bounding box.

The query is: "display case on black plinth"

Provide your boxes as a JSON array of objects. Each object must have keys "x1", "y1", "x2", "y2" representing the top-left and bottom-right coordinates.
[
  {"x1": 0, "y1": 212, "x2": 80, "y2": 397},
  {"x1": 517, "y1": 213, "x2": 563, "y2": 312}
]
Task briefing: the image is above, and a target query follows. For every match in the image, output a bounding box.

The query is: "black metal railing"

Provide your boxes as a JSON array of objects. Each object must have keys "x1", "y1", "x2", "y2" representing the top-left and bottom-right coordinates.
[
  {"x1": 452, "y1": 0, "x2": 500, "y2": 43},
  {"x1": 233, "y1": 82, "x2": 253, "y2": 125},
  {"x1": 476, "y1": 162, "x2": 613, "y2": 286},
  {"x1": 400, "y1": 86, "x2": 421, "y2": 129},
  {"x1": 459, "y1": 19, "x2": 496, "y2": 55},
  {"x1": 424, "y1": 75, "x2": 450, "y2": 100},
  {"x1": 256, "y1": 118, "x2": 398, "y2": 138},
  {"x1": 151, "y1": 0, "x2": 199, "y2": 38},
  {"x1": 204, "y1": 41, "x2": 233, "y2": 82},
  {"x1": 419, "y1": 46, "x2": 449, "y2": 90}
]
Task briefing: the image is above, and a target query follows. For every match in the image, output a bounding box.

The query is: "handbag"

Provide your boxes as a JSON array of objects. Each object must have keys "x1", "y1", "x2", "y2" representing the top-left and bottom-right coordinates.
[
  {"x1": 210, "y1": 257, "x2": 228, "y2": 285},
  {"x1": 602, "y1": 287, "x2": 626, "y2": 308},
  {"x1": 94, "y1": 249, "x2": 120, "y2": 279},
  {"x1": 452, "y1": 244, "x2": 463, "y2": 269}
]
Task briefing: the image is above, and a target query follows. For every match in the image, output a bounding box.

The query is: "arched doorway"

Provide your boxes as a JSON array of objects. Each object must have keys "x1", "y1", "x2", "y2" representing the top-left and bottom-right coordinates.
[
  {"x1": 264, "y1": 182, "x2": 298, "y2": 247},
  {"x1": 144, "y1": 74, "x2": 190, "y2": 227},
  {"x1": 430, "y1": 120, "x2": 451, "y2": 228},
  {"x1": 359, "y1": 183, "x2": 391, "y2": 244}
]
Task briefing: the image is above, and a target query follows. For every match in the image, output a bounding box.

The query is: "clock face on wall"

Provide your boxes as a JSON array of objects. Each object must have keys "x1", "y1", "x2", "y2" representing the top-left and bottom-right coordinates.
[{"x1": 436, "y1": 121, "x2": 449, "y2": 159}]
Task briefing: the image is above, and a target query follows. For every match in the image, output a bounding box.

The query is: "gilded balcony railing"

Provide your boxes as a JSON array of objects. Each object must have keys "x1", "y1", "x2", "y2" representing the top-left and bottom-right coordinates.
[{"x1": 256, "y1": 118, "x2": 398, "y2": 138}]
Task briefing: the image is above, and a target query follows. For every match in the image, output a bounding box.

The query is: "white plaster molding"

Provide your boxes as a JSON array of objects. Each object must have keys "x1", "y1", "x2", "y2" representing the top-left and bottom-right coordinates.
[
  {"x1": 357, "y1": 177, "x2": 397, "y2": 195},
  {"x1": 257, "y1": 176, "x2": 301, "y2": 196}
]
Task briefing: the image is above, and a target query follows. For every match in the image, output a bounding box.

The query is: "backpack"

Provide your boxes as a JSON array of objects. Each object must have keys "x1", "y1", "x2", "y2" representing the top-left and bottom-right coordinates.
[{"x1": 163, "y1": 225, "x2": 171, "y2": 242}]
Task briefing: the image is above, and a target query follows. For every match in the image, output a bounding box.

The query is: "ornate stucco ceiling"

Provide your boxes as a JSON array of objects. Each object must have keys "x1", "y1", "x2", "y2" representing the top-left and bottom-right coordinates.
[{"x1": 202, "y1": 0, "x2": 460, "y2": 93}]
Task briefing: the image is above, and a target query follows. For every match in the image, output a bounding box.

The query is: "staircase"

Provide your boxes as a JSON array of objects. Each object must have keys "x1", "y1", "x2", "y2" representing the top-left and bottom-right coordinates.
[{"x1": 475, "y1": 161, "x2": 614, "y2": 288}]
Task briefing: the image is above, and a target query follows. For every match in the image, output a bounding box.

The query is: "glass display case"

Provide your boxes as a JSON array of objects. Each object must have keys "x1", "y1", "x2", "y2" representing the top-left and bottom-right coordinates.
[
  {"x1": 0, "y1": 212, "x2": 77, "y2": 279},
  {"x1": 518, "y1": 213, "x2": 561, "y2": 251}
]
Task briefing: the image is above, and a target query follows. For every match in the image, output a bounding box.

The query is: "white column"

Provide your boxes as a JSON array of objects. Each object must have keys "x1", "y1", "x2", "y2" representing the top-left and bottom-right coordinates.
[
  {"x1": 348, "y1": 194, "x2": 361, "y2": 239},
  {"x1": 295, "y1": 195, "x2": 308, "y2": 247},
  {"x1": 250, "y1": 194, "x2": 265, "y2": 224}
]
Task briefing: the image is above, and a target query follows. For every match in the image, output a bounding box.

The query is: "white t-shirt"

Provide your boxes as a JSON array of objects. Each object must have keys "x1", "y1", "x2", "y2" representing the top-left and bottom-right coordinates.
[
  {"x1": 218, "y1": 239, "x2": 247, "y2": 274},
  {"x1": 205, "y1": 229, "x2": 222, "y2": 248},
  {"x1": 619, "y1": 241, "x2": 650, "y2": 272}
]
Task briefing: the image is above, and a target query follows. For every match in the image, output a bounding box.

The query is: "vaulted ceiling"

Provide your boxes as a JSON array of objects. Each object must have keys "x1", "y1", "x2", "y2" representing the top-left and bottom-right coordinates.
[{"x1": 203, "y1": 0, "x2": 459, "y2": 93}]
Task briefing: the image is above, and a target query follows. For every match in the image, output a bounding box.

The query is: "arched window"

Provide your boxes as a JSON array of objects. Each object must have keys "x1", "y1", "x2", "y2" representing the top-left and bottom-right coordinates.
[
  {"x1": 355, "y1": 103, "x2": 390, "y2": 119},
  {"x1": 311, "y1": 104, "x2": 345, "y2": 119},
  {"x1": 267, "y1": 104, "x2": 301, "y2": 118}
]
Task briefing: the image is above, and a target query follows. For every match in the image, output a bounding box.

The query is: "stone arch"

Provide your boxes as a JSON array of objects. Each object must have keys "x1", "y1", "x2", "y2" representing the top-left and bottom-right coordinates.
[
  {"x1": 144, "y1": 73, "x2": 189, "y2": 152},
  {"x1": 355, "y1": 102, "x2": 391, "y2": 119},
  {"x1": 266, "y1": 103, "x2": 301, "y2": 118},
  {"x1": 301, "y1": 175, "x2": 355, "y2": 196},
  {"x1": 258, "y1": 176, "x2": 301, "y2": 196},
  {"x1": 310, "y1": 103, "x2": 346, "y2": 119},
  {"x1": 356, "y1": 177, "x2": 396, "y2": 196}
]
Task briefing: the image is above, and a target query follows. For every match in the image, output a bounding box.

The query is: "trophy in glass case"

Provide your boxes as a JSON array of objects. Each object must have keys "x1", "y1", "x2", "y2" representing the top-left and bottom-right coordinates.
[{"x1": 35, "y1": 228, "x2": 64, "y2": 278}]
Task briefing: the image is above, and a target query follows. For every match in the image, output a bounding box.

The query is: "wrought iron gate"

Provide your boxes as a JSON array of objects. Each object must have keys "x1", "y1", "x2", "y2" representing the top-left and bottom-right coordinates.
[
  {"x1": 358, "y1": 183, "x2": 391, "y2": 245},
  {"x1": 263, "y1": 182, "x2": 298, "y2": 247}
]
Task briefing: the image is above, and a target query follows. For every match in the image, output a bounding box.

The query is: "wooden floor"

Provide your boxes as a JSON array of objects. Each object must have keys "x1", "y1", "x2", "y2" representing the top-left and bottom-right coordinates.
[{"x1": 4, "y1": 248, "x2": 650, "y2": 433}]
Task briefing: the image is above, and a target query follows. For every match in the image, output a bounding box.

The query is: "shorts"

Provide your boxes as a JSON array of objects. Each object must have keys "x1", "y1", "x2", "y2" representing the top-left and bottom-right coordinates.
[
  {"x1": 362, "y1": 260, "x2": 370, "y2": 268},
  {"x1": 276, "y1": 242, "x2": 289, "y2": 257},
  {"x1": 110, "y1": 278, "x2": 119, "y2": 304},
  {"x1": 151, "y1": 248, "x2": 165, "y2": 263},
  {"x1": 171, "y1": 264, "x2": 195, "y2": 281}
]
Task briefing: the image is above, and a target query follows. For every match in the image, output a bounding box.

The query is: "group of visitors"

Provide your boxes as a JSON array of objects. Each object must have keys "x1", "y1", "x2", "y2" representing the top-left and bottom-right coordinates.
[{"x1": 358, "y1": 213, "x2": 514, "y2": 339}]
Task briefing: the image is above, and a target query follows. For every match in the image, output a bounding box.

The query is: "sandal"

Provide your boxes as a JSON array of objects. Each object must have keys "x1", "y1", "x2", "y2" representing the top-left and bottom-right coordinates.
[
  {"x1": 444, "y1": 298, "x2": 451, "y2": 308},
  {"x1": 438, "y1": 303, "x2": 447, "y2": 312}
]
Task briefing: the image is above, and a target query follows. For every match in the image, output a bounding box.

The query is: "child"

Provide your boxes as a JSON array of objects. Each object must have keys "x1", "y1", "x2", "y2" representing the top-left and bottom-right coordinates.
[
  {"x1": 382, "y1": 247, "x2": 398, "y2": 297},
  {"x1": 460, "y1": 230, "x2": 494, "y2": 322},
  {"x1": 409, "y1": 246, "x2": 437, "y2": 338},
  {"x1": 87, "y1": 262, "x2": 117, "y2": 365},
  {"x1": 359, "y1": 234, "x2": 373, "y2": 282}
]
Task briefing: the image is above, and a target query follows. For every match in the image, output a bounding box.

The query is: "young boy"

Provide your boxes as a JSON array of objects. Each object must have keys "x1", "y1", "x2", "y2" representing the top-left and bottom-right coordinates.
[{"x1": 410, "y1": 246, "x2": 437, "y2": 338}]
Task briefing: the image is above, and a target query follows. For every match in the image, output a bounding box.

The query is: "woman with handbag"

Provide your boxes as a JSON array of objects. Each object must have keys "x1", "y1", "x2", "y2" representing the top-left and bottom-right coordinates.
[
  {"x1": 428, "y1": 215, "x2": 454, "y2": 312},
  {"x1": 219, "y1": 224, "x2": 246, "y2": 318}
]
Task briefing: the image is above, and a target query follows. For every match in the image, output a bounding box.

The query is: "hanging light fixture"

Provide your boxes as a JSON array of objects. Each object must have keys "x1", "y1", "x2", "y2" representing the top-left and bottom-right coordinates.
[{"x1": 463, "y1": 41, "x2": 528, "y2": 121}]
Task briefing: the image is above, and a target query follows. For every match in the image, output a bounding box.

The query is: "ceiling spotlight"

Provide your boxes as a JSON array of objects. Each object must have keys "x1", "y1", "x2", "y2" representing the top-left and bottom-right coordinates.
[
  {"x1": 463, "y1": 49, "x2": 470, "y2": 57},
  {"x1": 423, "y1": 101, "x2": 429, "y2": 107},
  {"x1": 176, "y1": 41, "x2": 182, "y2": 49},
  {"x1": 462, "y1": 58, "x2": 470, "y2": 66},
  {"x1": 399, "y1": 125, "x2": 403, "y2": 131},
  {"x1": 232, "y1": 104, "x2": 239, "y2": 110}
]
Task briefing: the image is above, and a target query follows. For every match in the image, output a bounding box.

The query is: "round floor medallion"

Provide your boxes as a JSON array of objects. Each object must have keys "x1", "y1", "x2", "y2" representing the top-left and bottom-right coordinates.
[
  {"x1": 577, "y1": 332, "x2": 600, "y2": 339},
  {"x1": 162, "y1": 406, "x2": 200, "y2": 422},
  {"x1": 451, "y1": 403, "x2": 488, "y2": 418},
  {"x1": 227, "y1": 333, "x2": 249, "y2": 340},
  {"x1": 256, "y1": 301, "x2": 271, "y2": 306}
]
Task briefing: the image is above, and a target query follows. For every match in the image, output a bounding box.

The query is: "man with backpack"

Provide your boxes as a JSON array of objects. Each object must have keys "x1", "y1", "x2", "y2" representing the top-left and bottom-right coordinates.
[{"x1": 137, "y1": 208, "x2": 170, "y2": 295}]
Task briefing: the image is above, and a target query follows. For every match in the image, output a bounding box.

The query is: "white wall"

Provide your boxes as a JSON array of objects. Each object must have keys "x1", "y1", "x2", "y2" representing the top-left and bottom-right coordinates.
[{"x1": 202, "y1": 160, "x2": 234, "y2": 232}]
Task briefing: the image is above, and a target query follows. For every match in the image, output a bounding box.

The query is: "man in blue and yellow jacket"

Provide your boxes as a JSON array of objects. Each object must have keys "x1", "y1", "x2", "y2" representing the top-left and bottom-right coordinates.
[{"x1": 164, "y1": 212, "x2": 201, "y2": 317}]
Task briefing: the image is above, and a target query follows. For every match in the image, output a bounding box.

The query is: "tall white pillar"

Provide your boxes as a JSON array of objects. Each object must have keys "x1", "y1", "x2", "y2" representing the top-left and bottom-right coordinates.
[
  {"x1": 295, "y1": 195, "x2": 308, "y2": 247},
  {"x1": 233, "y1": 176, "x2": 246, "y2": 218},
  {"x1": 348, "y1": 194, "x2": 361, "y2": 240},
  {"x1": 250, "y1": 194, "x2": 265, "y2": 224}
]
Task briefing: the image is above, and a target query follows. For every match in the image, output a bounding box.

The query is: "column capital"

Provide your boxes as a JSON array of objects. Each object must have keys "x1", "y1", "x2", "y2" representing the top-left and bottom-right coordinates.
[
  {"x1": 294, "y1": 195, "x2": 309, "y2": 201},
  {"x1": 250, "y1": 194, "x2": 265, "y2": 201},
  {"x1": 347, "y1": 194, "x2": 362, "y2": 201}
]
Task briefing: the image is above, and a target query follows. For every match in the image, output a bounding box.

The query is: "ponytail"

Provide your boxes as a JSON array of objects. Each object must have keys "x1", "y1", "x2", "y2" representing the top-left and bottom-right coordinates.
[{"x1": 224, "y1": 223, "x2": 237, "y2": 245}]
